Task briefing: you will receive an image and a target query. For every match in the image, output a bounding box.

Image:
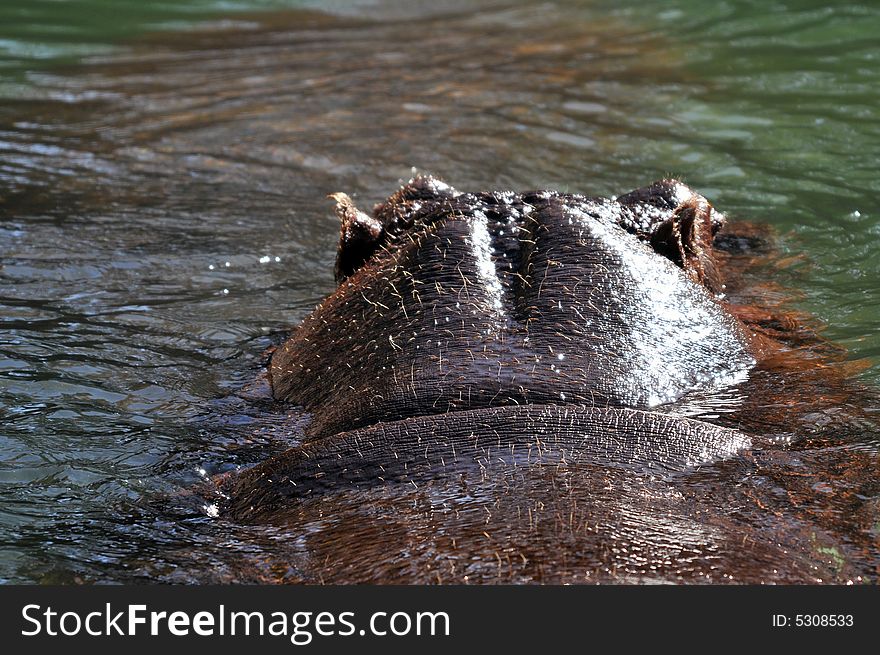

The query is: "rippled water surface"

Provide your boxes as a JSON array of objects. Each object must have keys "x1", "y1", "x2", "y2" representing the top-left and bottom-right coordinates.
[{"x1": 0, "y1": 0, "x2": 878, "y2": 583}]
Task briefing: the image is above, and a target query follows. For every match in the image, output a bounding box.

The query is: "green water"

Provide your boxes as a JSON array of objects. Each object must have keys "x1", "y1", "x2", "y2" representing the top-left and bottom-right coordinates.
[
  {"x1": 0, "y1": 0, "x2": 877, "y2": 582},
  {"x1": 0, "y1": 0, "x2": 369, "y2": 92}
]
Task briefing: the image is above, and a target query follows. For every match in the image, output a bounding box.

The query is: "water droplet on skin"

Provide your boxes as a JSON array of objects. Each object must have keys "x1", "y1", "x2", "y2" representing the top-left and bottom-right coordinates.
[
  {"x1": 259, "y1": 255, "x2": 270, "y2": 264},
  {"x1": 274, "y1": 256, "x2": 281, "y2": 262},
  {"x1": 224, "y1": 261, "x2": 231, "y2": 267},
  {"x1": 557, "y1": 353, "x2": 565, "y2": 361},
  {"x1": 208, "y1": 264, "x2": 215, "y2": 270},
  {"x1": 222, "y1": 288, "x2": 229, "y2": 295}
]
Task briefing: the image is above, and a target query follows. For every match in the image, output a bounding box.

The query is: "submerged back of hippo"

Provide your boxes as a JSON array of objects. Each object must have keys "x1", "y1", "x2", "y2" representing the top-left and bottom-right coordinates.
[{"x1": 213, "y1": 176, "x2": 872, "y2": 584}]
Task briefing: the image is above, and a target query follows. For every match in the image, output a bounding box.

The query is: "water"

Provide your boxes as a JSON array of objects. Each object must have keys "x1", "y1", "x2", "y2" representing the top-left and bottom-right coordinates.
[{"x1": 0, "y1": 0, "x2": 878, "y2": 583}]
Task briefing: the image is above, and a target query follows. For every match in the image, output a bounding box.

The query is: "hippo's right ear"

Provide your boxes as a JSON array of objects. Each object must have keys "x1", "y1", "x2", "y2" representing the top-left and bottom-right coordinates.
[
  {"x1": 330, "y1": 193, "x2": 384, "y2": 284},
  {"x1": 649, "y1": 195, "x2": 724, "y2": 295},
  {"x1": 616, "y1": 180, "x2": 725, "y2": 296}
]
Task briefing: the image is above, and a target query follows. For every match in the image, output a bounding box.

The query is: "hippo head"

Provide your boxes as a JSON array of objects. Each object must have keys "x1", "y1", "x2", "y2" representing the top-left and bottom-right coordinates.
[{"x1": 268, "y1": 176, "x2": 754, "y2": 441}]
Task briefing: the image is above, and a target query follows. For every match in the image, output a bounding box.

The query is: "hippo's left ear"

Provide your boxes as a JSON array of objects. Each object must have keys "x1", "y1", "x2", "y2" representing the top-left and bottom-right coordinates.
[
  {"x1": 649, "y1": 195, "x2": 723, "y2": 295},
  {"x1": 330, "y1": 193, "x2": 384, "y2": 284}
]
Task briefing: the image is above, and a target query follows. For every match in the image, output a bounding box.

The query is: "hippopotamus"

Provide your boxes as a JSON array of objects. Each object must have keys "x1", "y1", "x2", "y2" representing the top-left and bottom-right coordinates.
[{"x1": 213, "y1": 176, "x2": 878, "y2": 584}]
